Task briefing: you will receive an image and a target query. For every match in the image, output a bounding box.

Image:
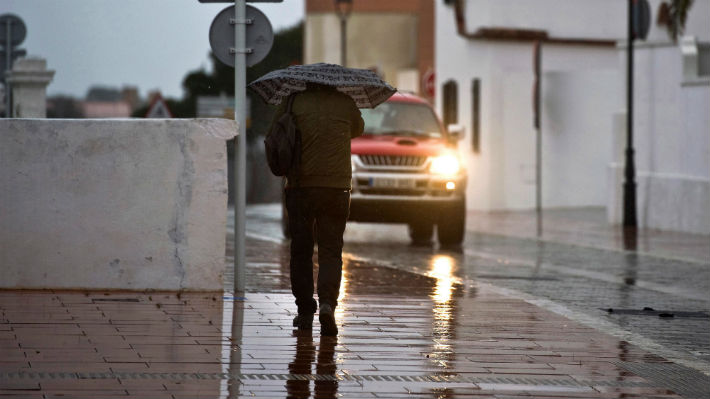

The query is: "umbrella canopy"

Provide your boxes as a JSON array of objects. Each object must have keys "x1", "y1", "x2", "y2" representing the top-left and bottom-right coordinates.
[{"x1": 248, "y1": 63, "x2": 396, "y2": 108}]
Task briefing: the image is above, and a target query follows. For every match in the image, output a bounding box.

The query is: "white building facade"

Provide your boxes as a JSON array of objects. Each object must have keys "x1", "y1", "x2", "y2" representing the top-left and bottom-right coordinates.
[
  {"x1": 435, "y1": 0, "x2": 709, "y2": 234},
  {"x1": 608, "y1": 2, "x2": 710, "y2": 234}
]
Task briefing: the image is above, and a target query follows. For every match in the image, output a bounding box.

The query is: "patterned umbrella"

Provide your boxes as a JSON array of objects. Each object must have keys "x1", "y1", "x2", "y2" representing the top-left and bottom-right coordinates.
[{"x1": 248, "y1": 63, "x2": 396, "y2": 108}]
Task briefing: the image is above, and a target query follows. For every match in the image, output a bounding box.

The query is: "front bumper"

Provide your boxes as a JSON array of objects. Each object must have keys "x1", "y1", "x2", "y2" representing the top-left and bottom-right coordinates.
[{"x1": 349, "y1": 171, "x2": 466, "y2": 223}]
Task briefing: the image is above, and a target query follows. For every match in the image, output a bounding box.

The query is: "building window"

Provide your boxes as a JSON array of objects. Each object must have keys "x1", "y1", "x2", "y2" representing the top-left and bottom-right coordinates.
[
  {"x1": 471, "y1": 78, "x2": 480, "y2": 153},
  {"x1": 442, "y1": 80, "x2": 458, "y2": 128}
]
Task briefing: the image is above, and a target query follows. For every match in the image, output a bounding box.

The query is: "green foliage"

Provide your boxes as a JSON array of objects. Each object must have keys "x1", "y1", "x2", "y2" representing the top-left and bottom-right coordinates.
[
  {"x1": 47, "y1": 96, "x2": 84, "y2": 118},
  {"x1": 247, "y1": 22, "x2": 304, "y2": 141},
  {"x1": 660, "y1": 0, "x2": 695, "y2": 42},
  {"x1": 246, "y1": 22, "x2": 303, "y2": 85}
]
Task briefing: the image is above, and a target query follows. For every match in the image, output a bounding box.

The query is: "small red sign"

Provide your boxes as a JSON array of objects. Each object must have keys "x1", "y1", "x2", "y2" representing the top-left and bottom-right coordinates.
[{"x1": 422, "y1": 68, "x2": 435, "y2": 98}]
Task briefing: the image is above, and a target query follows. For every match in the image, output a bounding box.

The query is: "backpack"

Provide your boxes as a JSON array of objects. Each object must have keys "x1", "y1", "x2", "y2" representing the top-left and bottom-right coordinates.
[{"x1": 264, "y1": 94, "x2": 301, "y2": 178}]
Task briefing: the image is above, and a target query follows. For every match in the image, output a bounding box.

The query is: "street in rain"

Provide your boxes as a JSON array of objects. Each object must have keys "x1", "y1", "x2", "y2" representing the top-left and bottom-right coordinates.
[{"x1": 1, "y1": 1, "x2": 709, "y2": 398}]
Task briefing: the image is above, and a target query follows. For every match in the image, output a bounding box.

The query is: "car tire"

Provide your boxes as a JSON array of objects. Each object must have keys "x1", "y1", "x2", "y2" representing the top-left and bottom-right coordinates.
[
  {"x1": 437, "y1": 199, "x2": 465, "y2": 247},
  {"x1": 408, "y1": 220, "x2": 434, "y2": 245}
]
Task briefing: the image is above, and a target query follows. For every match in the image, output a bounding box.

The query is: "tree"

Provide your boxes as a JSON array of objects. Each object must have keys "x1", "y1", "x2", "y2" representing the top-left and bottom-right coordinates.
[
  {"x1": 658, "y1": 0, "x2": 695, "y2": 42},
  {"x1": 247, "y1": 22, "x2": 303, "y2": 142},
  {"x1": 47, "y1": 95, "x2": 84, "y2": 118}
]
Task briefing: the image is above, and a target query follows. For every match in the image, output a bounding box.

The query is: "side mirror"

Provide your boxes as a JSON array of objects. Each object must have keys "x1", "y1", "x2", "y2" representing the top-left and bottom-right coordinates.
[{"x1": 447, "y1": 124, "x2": 464, "y2": 141}]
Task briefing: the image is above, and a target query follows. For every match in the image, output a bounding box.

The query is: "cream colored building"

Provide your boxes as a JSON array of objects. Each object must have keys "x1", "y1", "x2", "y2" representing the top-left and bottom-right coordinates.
[{"x1": 304, "y1": 0, "x2": 434, "y2": 101}]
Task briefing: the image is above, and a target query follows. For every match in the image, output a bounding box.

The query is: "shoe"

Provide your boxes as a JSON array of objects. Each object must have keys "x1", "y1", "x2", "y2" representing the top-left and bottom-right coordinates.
[
  {"x1": 319, "y1": 304, "x2": 338, "y2": 336},
  {"x1": 293, "y1": 313, "x2": 313, "y2": 330}
]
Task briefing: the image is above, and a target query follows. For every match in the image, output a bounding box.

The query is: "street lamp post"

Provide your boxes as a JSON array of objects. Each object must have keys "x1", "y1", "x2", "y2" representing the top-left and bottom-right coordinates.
[
  {"x1": 624, "y1": 0, "x2": 638, "y2": 233},
  {"x1": 623, "y1": 0, "x2": 647, "y2": 250},
  {"x1": 334, "y1": 0, "x2": 353, "y2": 67}
]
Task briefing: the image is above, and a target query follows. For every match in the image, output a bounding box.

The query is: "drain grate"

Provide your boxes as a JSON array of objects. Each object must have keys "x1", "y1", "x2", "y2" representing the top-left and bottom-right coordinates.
[
  {"x1": 91, "y1": 298, "x2": 141, "y2": 303},
  {"x1": 616, "y1": 362, "x2": 710, "y2": 399},
  {"x1": 602, "y1": 308, "x2": 709, "y2": 318},
  {"x1": 0, "y1": 371, "x2": 655, "y2": 389}
]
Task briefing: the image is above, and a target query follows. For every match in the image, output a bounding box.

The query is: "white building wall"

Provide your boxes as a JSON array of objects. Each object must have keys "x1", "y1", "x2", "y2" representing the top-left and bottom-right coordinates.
[
  {"x1": 437, "y1": 0, "x2": 710, "y2": 233},
  {"x1": 607, "y1": 0, "x2": 710, "y2": 234},
  {"x1": 436, "y1": 1, "x2": 620, "y2": 211},
  {"x1": 460, "y1": 0, "x2": 625, "y2": 40},
  {"x1": 542, "y1": 69, "x2": 620, "y2": 207}
]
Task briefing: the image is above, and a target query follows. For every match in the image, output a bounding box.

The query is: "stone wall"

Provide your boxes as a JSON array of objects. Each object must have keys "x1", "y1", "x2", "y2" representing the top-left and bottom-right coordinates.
[{"x1": 0, "y1": 119, "x2": 236, "y2": 290}]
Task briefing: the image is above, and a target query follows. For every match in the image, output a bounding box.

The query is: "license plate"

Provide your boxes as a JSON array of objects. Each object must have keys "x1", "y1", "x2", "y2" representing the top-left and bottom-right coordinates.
[{"x1": 369, "y1": 177, "x2": 415, "y2": 189}]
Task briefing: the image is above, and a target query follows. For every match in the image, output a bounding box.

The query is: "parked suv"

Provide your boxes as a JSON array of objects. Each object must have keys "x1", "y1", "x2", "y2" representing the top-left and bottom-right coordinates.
[{"x1": 282, "y1": 92, "x2": 466, "y2": 246}]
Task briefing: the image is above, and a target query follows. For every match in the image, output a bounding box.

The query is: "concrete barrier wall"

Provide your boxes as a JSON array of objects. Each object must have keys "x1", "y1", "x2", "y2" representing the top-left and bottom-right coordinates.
[{"x1": 0, "y1": 119, "x2": 237, "y2": 290}]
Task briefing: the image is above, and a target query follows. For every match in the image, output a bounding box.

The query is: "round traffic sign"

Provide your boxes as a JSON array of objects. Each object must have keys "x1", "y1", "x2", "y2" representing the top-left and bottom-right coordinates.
[
  {"x1": 632, "y1": 0, "x2": 651, "y2": 40},
  {"x1": 0, "y1": 14, "x2": 27, "y2": 46},
  {"x1": 209, "y1": 5, "x2": 274, "y2": 68}
]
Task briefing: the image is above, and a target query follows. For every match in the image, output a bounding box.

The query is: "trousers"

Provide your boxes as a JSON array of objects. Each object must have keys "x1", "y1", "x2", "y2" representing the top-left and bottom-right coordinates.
[{"x1": 285, "y1": 187, "x2": 350, "y2": 314}]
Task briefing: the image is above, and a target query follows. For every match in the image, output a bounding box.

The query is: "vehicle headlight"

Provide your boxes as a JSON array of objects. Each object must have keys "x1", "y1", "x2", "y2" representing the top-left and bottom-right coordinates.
[{"x1": 430, "y1": 154, "x2": 460, "y2": 176}]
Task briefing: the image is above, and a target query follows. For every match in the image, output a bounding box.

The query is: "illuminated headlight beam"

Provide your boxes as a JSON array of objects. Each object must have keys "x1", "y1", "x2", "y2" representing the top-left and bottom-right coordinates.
[{"x1": 430, "y1": 154, "x2": 460, "y2": 176}]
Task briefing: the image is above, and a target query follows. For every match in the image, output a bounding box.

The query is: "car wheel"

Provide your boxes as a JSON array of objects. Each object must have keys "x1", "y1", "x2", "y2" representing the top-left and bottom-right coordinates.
[
  {"x1": 437, "y1": 199, "x2": 465, "y2": 247},
  {"x1": 408, "y1": 220, "x2": 434, "y2": 245}
]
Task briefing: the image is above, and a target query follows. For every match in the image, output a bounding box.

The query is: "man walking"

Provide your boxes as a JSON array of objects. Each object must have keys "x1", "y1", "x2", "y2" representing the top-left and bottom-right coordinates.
[{"x1": 272, "y1": 83, "x2": 364, "y2": 336}]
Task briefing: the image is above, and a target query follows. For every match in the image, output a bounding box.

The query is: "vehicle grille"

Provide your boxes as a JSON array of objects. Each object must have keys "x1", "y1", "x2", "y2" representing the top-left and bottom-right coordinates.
[
  {"x1": 359, "y1": 188, "x2": 425, "y2": 196},
  {"x1": 358, "y1": 155, "x2": 426, "y2": 167}
]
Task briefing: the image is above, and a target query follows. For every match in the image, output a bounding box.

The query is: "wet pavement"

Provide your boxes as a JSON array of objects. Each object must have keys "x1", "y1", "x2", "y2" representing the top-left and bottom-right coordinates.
[
  {"x1": 463, "y1": 207, "x2": 709, "y2": 264},
  {"x1": 241, "y1": 205, "x2": 710, "y2": 370},
  {"x1": 1, "y1": 204, "x2": 709, "y2": 398}
]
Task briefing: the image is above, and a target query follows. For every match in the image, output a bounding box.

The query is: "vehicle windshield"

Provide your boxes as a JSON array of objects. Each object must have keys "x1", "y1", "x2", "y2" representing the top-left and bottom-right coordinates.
[{"x1": 361, "y1": 102, "x2": 442, "y2": 138}]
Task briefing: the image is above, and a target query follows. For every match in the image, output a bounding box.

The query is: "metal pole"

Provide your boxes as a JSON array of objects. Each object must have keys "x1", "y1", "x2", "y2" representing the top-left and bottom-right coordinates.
[
  {"x1": 623, "y1": 0, "x2": 637, "y2": 228},
  {"x1": 340, "y1": 16, "x2": 347, "y2": 67},
  {"x1": 5, "y1": 19, "x2": 12, "y2": 117},
  {"x1": 536, "y1": 123, "x2": 542, "y2": 236},
  {"x1": 227, "y1": 298, "x2": 244, "y2": 398},
  {"x1": 234, "y1": 0, "x2": 247, "y2": 293},
  {"x1": 534, "y1": 41, "x2": 542, "y2": 237}
]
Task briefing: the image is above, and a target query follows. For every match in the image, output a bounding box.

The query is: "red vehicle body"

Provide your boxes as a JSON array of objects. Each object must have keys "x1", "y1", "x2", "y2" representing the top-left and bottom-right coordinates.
[{"x1": 349, "y1": 92, "x2": 467, "y2": 245}]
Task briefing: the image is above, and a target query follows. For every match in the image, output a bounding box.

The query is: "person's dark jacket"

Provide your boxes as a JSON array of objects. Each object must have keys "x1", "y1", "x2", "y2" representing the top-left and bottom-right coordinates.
[{"x1": 270, "y1": 85, "x2": 364, "y2": 189}]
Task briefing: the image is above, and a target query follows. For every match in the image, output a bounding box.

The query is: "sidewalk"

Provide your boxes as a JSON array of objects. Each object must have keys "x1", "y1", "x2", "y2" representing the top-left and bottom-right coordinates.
[
  {"x1": 465, "y1": 207, "x2": 709, "y2": 264},
  {"x1": 2, "y1": 230, "x2": 709, "y2": 398}
]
